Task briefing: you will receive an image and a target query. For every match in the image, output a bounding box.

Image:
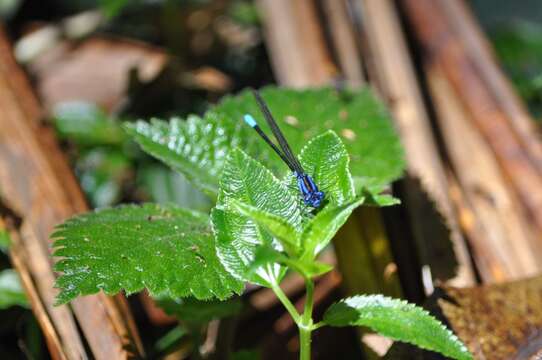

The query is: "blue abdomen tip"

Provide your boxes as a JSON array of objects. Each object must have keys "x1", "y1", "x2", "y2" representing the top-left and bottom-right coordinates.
[{"x1": 243, "y1": 114, "x2": 257, "y2": 128}]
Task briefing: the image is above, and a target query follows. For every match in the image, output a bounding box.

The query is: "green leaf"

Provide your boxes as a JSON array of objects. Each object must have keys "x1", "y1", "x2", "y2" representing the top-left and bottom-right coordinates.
[
  {"x1": 298, "y1": 260, "x2": 334, "y2": 278},
  {"x1": 363, "y1": 192, "x2": 401, "y2": 207},
  {"x1": 137, "y1": 164, "x2": 211, "y2": 211},
  {"x1": 228, "y1": 199, "x2": 301, "y2": 256},
  {"x1": 301, "y1": 196, "x2": 365, "y2": 259},
  {"x1": 52, "y1": 204, "x2": 244, "y2": 305},
  {"x1": 53, "y1": 102, "x2": 127, "y2": 146},
  {"x1": 283, "y1": 130, "x2": 365, "y2": 259},
  {"x1": 0, "y1": 269, "x2": 28, "y2": 309},
  {"x1": 211, "y1": 149, "x2": 303, "y2": 287},
  {"x1": 156, "y1": 296, "x2": 242, "y2": 325},
  {"x1": 248, "y1": 246, "x2": 287, "y2": 271},
  {"x1": 216, "y1": 87, "x2": 405, "y2": 192},
  {"x1": 124, "y1": 115, "x2": 240, "y2": 197},
  {"x1": 323, "y1": 295, "x2": 472, "y2": 360},
  {"x1": 249, "y1": 246, "x2": 331, "y2": 278},
  {"x1": 212, "y1": 132, "x2": 364, "y2": 280},
  {"x1": 76, "y1": 148, "x2": 132, "y2": 208},
  {"x1": 126, "y1": 86, "x2": 404, "y2": 197},
  {"x1": 291, "y1": 130, "x2": 355, "y2": 205}
]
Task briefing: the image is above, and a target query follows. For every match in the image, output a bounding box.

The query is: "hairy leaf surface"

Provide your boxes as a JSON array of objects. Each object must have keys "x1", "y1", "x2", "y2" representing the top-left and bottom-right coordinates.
[
  {"x1": 126, "y1": 87, "x2": 404, "y2": 197},
  {"x1": 301, "y1": 196, "x2": 365, "y2": 259},
  {"x1": 212, "y1": 149, "x2": 302, "y2": 286},
  {"x1": 124, "y1": 116, "x2": 233, "y2": 196},
  {"x1": 291, "y1": 130, "x2": 355, "y2": 205},
  {"x1": 323, "y1": 295, "x2": 472, "y2": 360},
  {"x1": 53, "y1": 204, "x2": 243, "y2": 304},
  {"x1": 250, "y1": 246, "x2": 333, "y2": 278},
  {"x1": 287, "y1": 131, "x2": 362, "y2": 259},
  {"x1": 229, "y1": 199, "x2": 301, "y2": 256}
]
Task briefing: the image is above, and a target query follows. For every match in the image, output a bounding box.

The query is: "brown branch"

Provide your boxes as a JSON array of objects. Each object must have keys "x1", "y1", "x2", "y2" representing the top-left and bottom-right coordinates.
[
  {"x1": 1, "y1": 217, "x2": 68, "y2": 360},
  {"x1": 426, "y1": 68, "x2": 542, "y2": 280},
  {"x1": 438, "y1": 0, "x2": 542, "y2": 172},
  {"x1": 354, "y1": 0, "x2": 476, "y2": 287},
  {"x1": 257, "y1": 0, "x2": 336, "y2": 87},
  {"x1": 0, "y1": 24, "x2": 143, "y2": 359},
  {"x1": 400, "y1": 0, "x2": 542, "y2": 235},
  {"x1": 321, "y1": 0, "x2": 365, "y2": 87}
]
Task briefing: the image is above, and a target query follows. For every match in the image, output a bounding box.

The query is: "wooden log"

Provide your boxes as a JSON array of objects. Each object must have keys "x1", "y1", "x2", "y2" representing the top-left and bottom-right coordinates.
[
  {"x1": 354, "y1": 0, "x2": 476, "y2": 286},
  {"x1": 321, "y1": 0, "x2": 365, "y2": 87},
  {"x1": 438, "y1": 0, "x2": 542, "y2": 171},
  {"x1": 0, "y1": 25, "x2": 143, "y2": 359},
  {"x1": 1, "y1": 217, "x2": 67, "y2": 360},
  {"x1": 400, "y1": 0, "x2": 542, "y2": 236},
  {"x1": 426, "y1": 68, "x2": 542, "y2": 280},
  {"x1": 257, "y1": 0, "x2": 336, "y2": 87}
]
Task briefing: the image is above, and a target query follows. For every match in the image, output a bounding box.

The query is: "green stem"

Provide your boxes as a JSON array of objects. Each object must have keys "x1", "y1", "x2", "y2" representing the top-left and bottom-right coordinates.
[
  {"x1": 299, "y1": 326, "x2": 311, "y2": 360},
  {"x1": 302, "y1": 280, "x2": 314, "y2": 324},
  {"x1": 273, "y1": 278, "x2": 317, "y2": 359},
  {"x1": 272, "y1": 284, "x2": 301, "y2": 324},
  {"x1": 299, "y1": 279, "x2": 315, "y2": 360},
  {"x1": 311, "y1": 321, "x2": 326, "y2": 331}
]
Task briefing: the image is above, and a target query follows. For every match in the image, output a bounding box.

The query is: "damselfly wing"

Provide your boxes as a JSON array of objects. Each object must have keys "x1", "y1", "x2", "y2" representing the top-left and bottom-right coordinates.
[{"x1": 243, "y1": 90, "x2": 324, "y2": 208}]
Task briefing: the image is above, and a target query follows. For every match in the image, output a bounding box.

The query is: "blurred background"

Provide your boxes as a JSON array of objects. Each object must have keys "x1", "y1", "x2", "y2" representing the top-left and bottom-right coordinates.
[{"x1": 1, "y1": 0, "x2": 542, "y2": 359}]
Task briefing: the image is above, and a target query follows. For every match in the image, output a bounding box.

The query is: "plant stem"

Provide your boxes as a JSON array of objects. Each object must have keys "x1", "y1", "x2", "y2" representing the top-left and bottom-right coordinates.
[
  {"x1": 272, "y1": 284, "x2": 301, "y2": 323},
  {"x1": 272, "y1": 274, "x2": 318, "y2": 359},
  {"x1": 299, "y1": 279, "x2": 315, "y2": 360},
  {"x1": 299, "y1": 326, "x2": 311, "y2": 360},
  {"x1": 302, "y1": 279, "x2": 314, "y2": 324}
]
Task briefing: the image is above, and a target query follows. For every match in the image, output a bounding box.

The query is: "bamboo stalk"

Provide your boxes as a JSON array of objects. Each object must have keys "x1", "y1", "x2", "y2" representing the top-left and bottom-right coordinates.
[
  {"x1": 426, "y1": 68, "x2": 541, "y2": 280},
  {"x1": 0, "y1": 25, "x2": 143, "y2": 359},
  {"x1": 1, "y1": 218, "x2": 67, "y2": 360},
  {"x1": 257, "y1": 0, "x2": 336, "y2": 87},
  {"x1": 438, "y1": 0, "x2": 542, "y2": 171},
  {"x1": 400, "y1": 0, "x2": 542, "y2": 235},
  {"x1": 321, "y1": 0, "x2": 365, "y2": 87},
  {"x1": 354, "y1": 0, "x2": 476, "y2": 286}
]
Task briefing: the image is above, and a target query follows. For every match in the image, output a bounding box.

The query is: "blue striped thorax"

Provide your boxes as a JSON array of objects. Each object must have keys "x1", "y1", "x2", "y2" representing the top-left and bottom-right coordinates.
[{"x1": 296, "y1": 172, "x2": 325, "y2": 208}]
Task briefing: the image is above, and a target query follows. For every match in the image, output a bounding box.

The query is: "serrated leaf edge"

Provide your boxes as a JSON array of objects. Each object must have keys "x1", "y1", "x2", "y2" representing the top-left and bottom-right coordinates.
[
  {"x1": 296, "y1": 129, "x2": 356, "y2": 201},
  {"x1": 324, "y1": 294, "x2": 472, "y2": 360},
  {"x1": 51, "y1": 203, "x2": 243, "y2": 305}
]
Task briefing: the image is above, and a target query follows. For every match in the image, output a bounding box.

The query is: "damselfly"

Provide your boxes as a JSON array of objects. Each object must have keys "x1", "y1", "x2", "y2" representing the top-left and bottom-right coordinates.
[{"x1": 243, "y1": 89, "x2": 325, "y2": 208}]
